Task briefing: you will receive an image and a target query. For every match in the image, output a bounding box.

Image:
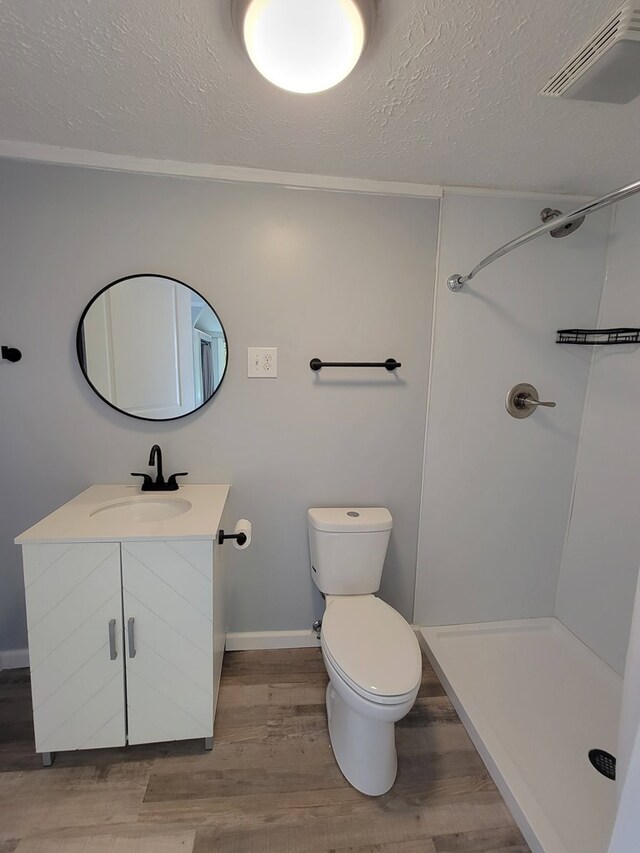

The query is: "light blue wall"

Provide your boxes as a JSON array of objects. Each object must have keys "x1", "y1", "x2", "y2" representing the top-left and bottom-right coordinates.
[
  {"x1": 416, "y1": 191, "x2": 610, "y2": 626},
  {"x1": 0, "y1": 159, "x2": 439, "y2": 652}
]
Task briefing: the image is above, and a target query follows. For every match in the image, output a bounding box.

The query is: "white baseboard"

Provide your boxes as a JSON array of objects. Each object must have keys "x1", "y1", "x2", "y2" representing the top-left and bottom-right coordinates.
[
  {"x1": 0, "y1": 648, "x2": 29, "y2": 670},
  {"x1": 2, "y1": 627, "x2": 412, "y2": 664},
  {"x1": 226, "y1": 630, "x2": 321, "y2": 651},
  {"x1": 2, "y1": 626, "x2": 412, "y2": 664},
  {"x1": 1, "y1": 634, "x2": 320, "y2": 667}
]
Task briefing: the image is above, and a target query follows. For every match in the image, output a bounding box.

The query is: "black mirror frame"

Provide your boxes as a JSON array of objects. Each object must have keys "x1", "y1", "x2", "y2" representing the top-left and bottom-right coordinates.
[{"x1": 76, "y1": 273, "x2": 229, "y2": 422}]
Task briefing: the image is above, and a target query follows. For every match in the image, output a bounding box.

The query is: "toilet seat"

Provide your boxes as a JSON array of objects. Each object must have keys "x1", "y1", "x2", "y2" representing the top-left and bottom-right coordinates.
[{"x1": 321, "y1": 595, "x2": 422, "y2": 705}]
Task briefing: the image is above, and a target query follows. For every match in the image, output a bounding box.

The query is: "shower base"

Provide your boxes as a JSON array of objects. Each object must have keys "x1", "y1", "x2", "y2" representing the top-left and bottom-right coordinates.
[{"x1": 419, "y1": 618, "x2": 621, "y2": 853}]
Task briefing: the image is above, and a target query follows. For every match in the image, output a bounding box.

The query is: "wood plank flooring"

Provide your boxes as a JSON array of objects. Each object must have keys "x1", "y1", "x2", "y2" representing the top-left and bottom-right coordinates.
[{"x1": 0, "y1": 649, "x2": 529, "y2": 852}]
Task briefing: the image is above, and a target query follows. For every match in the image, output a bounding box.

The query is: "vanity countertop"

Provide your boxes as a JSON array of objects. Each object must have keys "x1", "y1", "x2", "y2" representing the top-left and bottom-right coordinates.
[{"x1": 15, "y1": 484, "x2": 230, "y2": 544}]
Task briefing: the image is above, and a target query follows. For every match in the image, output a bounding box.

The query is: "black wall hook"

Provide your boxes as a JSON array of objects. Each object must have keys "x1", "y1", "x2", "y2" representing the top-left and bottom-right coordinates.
[{"x1": 1, "y1": 346, "x2": 22, "y2": 363}]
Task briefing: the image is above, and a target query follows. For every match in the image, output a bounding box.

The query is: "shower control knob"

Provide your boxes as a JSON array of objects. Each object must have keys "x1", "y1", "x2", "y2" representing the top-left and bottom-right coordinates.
[
  {"x1": 506, "y1": 383, "x2": 556, "y2": 419},
  {"x1": 520, "y1": 396, "x2": 556, "y2": 409}
]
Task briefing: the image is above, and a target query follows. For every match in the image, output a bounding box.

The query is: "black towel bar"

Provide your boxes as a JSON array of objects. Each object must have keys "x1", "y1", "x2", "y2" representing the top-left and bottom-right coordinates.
[{"x1": 310, "y1": 358, "x2": 401, "y2": 372}]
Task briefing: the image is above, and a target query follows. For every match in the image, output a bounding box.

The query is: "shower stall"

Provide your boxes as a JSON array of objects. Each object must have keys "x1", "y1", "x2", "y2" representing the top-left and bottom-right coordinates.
[{"x1": 415, "y1": 183, "x2": 640, "y2": 853}]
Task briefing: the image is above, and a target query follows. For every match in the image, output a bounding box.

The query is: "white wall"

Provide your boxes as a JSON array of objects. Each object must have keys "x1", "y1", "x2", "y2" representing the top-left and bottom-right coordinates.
[
  {"x1": 556, "y1": 195, "x2": 640, "y2": 675},
  {"x1": 415, "y1": 191, "x2": 610, "y2": 626},
  {"x1": 0, "y1": 159, "x2": 439, "y2": 653}
]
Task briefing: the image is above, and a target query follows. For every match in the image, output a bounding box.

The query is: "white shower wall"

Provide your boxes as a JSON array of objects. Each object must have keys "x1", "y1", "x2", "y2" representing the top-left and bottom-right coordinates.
[
  {"x1": 556, "y1": 194, "x2": 640, "y2": 675},
  {"x1": 415, "y1": 191, "x2": 611, "y2": 626}
]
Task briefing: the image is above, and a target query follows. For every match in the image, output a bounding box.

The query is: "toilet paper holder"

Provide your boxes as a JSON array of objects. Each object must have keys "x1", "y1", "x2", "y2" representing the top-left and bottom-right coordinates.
[{"x1": 218, "y1": 529, "x2": 247, "y2": 546}]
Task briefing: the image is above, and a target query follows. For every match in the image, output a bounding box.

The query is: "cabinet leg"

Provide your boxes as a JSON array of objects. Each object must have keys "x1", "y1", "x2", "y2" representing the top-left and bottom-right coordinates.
[
  {"x1": 204, "y1": 737, "x2": 213, "y2": 751},
  {"x1": 41, "y1": 752, "x2": 53, "y2": 767}
]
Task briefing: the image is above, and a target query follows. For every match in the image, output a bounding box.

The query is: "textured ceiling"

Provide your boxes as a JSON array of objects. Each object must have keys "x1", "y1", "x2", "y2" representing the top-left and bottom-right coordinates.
[{"x1": 1, "y1": 0, "x2": 639, "y2": 194}]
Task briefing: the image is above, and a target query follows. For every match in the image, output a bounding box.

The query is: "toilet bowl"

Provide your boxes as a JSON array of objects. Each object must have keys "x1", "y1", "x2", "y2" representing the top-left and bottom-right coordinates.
[
  {"x1": 308, "y1": 508, "x2": 422, "y2": 796},
  {"x1": 321, "y1": 594, "x2": 421, "y2": 795}
]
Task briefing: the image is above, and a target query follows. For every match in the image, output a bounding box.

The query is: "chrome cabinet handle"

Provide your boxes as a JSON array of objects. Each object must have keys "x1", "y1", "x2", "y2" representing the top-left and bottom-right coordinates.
[
  {"x1": 108, "y1": 619, "x2": 117, "y2": 660},
  {"x1": 127, "y1": 617, "x2": 136, "y2": 658}
]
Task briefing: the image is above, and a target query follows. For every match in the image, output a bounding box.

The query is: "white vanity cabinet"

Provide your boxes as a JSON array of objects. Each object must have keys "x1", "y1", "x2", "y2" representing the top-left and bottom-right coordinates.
[{"x1": 16, "y1": 485, "x2": 230, "y2": 764}]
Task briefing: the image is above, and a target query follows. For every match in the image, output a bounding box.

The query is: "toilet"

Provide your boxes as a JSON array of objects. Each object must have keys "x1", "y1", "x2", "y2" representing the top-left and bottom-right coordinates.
[{"x1": 308, "y1": 507, "x2": 422, "y2": 796}]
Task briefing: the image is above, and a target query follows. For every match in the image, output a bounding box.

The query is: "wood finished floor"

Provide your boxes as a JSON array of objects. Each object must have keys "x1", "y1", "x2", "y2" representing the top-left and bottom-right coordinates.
[{"x1": 0, "y1": 649, "x2": 529, "y2": 852}]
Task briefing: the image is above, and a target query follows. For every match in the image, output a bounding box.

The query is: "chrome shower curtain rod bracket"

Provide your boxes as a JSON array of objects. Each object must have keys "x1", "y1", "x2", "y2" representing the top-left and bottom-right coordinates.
[
  {"x1": 447, "y1": 178, "x2": 640, "y2": 291},
  {"x1": 447, "y1": 274, "x2": 466, "y2": 291}
]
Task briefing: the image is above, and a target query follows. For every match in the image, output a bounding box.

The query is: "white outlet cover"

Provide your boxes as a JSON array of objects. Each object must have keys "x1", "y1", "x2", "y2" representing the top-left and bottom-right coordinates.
[{"x1": 247, "y1": 347, "x2": 278, "y2": 378}]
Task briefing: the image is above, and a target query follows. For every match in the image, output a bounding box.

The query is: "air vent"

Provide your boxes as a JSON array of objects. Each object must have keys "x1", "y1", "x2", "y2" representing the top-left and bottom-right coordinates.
[{"x1": 540, "y1": 2, "x2": 640, "y2": 103}]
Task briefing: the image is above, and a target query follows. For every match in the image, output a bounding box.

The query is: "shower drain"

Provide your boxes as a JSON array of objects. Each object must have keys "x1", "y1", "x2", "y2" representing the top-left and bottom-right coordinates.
[{"x1": 588, "y1": 749, "x2": 616, "y2": 780}]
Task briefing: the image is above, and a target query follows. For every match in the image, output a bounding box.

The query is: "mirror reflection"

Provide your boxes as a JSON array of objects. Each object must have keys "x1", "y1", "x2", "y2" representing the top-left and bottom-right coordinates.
[{"x1": 77, "y1": 275, "x2": 228, "y2": 421}]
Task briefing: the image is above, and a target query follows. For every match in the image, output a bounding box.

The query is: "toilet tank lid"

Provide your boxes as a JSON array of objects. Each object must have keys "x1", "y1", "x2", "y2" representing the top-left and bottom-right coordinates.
[{"x1": 308, "y1": 507, "x2": 392, "y2": 533}]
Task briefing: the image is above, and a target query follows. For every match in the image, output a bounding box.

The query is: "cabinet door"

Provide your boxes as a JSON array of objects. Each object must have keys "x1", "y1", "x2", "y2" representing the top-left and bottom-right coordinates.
[
  {"x1": 22, "y1": 542, "x2": 126, "y2": 754},
  {"x1": 121, "y1": 540, "x2": 214, "y2": 745}
]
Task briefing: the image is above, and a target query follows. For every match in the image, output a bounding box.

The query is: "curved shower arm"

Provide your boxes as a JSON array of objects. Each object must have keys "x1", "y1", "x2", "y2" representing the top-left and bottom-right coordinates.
[{"x1": 447, "y1": 178, "x2": 640, "y2": 292}]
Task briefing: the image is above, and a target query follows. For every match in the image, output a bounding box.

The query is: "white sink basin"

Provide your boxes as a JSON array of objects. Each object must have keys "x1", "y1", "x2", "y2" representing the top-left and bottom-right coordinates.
[{"x1": 89, "y1": 496, "x2": 192, "y2": 524}]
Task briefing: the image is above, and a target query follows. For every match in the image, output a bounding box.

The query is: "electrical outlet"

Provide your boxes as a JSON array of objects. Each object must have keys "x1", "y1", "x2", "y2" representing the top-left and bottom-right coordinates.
[{"x1": 247, "y1": 347, "x2": 278, "y2": 378}]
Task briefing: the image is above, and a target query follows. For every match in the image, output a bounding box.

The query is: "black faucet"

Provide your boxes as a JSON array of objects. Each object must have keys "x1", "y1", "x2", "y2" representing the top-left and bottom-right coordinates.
[
  {"x1": 149, "y1": 444, "x2": 164, "y2": 485},
  {"x1": 131, "y1": 445, "x2": 188, "y2": 492}
]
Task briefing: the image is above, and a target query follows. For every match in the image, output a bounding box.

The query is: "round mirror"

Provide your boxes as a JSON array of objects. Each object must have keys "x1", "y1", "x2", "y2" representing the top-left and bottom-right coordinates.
[{"x1": 77, "y1": 274, "x2": 228, "y2": 421}]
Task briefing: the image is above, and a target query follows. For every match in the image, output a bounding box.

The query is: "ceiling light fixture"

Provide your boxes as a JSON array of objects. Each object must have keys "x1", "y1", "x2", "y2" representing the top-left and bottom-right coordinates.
[{"x1": 233, "y1": 0, "x2": 374, "y2": 94}]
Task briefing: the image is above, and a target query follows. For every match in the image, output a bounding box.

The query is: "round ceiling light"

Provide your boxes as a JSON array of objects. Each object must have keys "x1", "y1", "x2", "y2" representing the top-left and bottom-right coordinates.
[{"x1": 237, "y1": 0, "x2": 371, "y2": 94}]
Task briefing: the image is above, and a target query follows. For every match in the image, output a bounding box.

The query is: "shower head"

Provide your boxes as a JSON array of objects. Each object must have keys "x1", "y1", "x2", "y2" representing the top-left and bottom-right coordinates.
[{"x1": 540, "y1": 207, "x2": 586, "y2": 238}]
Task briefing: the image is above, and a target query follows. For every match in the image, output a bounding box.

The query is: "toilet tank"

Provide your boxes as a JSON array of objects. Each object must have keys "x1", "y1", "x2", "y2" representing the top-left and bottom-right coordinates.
[{"x1": 307, "y1": 507, "x2": 393, "y2": 595}]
